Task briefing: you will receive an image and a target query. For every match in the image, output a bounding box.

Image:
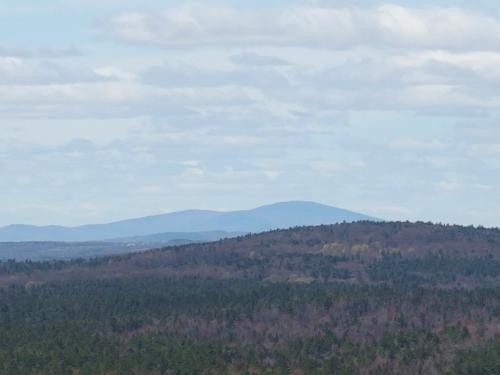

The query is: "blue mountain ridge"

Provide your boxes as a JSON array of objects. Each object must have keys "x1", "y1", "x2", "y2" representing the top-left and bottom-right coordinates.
[{"x1": 0, "y1": 201, "x2": 379, "y2": 242}]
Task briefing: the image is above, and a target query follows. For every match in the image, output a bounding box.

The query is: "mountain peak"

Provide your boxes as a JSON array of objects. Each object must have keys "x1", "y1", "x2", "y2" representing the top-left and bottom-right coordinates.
[{"x1": 0, "y1": 201, "x2": 379, "y2": 242}]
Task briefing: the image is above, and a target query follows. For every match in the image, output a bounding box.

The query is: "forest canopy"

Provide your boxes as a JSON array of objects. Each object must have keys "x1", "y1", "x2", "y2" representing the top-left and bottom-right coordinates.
[{"x1": 1, "y1": 222, "x2": 500, "y2": 374}]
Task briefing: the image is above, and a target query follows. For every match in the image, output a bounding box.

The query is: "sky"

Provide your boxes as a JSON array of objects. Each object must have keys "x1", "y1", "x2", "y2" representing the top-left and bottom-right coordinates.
[{"x1": 1, "y1": 0, "x2": 500, "y2": 227}]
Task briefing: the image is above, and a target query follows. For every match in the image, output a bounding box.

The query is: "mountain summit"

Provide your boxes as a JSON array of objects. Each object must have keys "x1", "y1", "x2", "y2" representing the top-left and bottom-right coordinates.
[{"x1": 0, "y1": 201, "x2": 378, "y2": 242}]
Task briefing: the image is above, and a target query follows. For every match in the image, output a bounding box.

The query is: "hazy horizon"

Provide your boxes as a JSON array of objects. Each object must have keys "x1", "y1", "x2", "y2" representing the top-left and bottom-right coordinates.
[
  {"x1": 1, "y1": 200, "x2": 375, "y2": 228},
  {"x1": 2, "y1": 200, "x2": 498, "y2": 230},
  {"x1": 2, "y1": 0, "x2": 500, "y2": 227}
]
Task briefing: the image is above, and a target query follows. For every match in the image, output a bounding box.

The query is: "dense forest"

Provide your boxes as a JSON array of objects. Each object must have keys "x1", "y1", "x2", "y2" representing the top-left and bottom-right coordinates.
[{"x1": 2, "y1": 221, "x2": 500, "y2": 374}]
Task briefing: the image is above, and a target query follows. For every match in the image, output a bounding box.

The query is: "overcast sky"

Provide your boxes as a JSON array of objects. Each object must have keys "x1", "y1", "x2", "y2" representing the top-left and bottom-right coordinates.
[{"x1": 1, "y1": 0, "x2": 500, "y2": 227}]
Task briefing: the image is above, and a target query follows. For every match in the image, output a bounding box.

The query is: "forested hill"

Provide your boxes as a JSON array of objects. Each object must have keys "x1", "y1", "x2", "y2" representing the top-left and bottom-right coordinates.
[
  {"x1": 1, "y1": 221, "x2": 500, "y2": 287},
  {"x1": 2, "y1": 221, "x2": 500, "y2": 374}
]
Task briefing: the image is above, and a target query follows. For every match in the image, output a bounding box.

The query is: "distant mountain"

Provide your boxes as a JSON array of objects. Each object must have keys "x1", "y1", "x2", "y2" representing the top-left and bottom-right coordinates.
[{"x1": 0, "y1": 201, "x2": 378, "y2": 242}]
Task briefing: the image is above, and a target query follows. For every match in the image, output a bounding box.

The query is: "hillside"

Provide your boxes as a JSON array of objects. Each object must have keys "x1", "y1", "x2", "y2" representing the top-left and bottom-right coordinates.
[
  {"x1": 1, "y1": 221, "x2": 500, "y2": 374},
  {"x1": 2, "y1": 221, "x2": 500, "y2": 287},
  {"x1": 0, "y1": 201, "x2": 377, "y2": 242}
]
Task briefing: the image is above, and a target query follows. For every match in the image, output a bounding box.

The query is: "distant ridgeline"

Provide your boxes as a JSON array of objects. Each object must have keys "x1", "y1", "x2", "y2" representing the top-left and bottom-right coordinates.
[
  {"x1": 0, "y1": 201, "x2": 377, "y2": 242},
  {"x1": 1, "y1": 221, "x2": 500, "y2": 374},
  {"x1": 0, "y1": 201, "x2": 376, "y2": 261}
]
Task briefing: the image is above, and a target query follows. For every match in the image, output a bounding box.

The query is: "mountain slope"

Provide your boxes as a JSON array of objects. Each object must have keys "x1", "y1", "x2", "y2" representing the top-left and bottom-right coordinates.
[
  {"x1": 2, "y1": 221, "x2": 500, "y2": 288},
  {"x1": 2, "y1": 222, "x2": 500, "y2": 374},
  {"x1": 0, "y1": 201, "x2": 377, "y2": 242}
]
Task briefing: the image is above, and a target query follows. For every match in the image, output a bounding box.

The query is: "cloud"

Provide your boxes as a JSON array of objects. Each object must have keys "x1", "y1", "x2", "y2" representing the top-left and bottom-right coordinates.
[
  {"x1": 4, "y1": 1, "x2": 500, "y2": 228},
  {"x1": 104, "y1": 4, "x2": 500, "y2": 51},
  {"x1": 0, "y1": 57, "x2": 110, "y2": 86},
  {"x1": 4, "y1": 47, "x2": 500, "y2": 121},
  {"x1": 467, "y1": 143, "x2": 500, "y2": 157},
  {"x1": 435, "y1": 180, "x2": 460, "y2": 192},
  {"x1": 230, "y1": 53, "x2": 291, "y2": 66},
  {"x1": 0, "y1": 45, "x2": 83, "y2": 59},
  {"x1": 0, "y1": 81, "x2": 241, "y2": 119},
  {"x1": 141, "y1": 63, "x2": 290, "y2": 89}
]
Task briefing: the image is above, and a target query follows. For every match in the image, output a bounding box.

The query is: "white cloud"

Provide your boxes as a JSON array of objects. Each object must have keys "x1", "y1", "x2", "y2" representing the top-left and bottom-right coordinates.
[
  {"x1": 0, "y1": 45, "x2": 82, "y2": 59},
  {"x1": 105, "y1": 4, "x2": 500, "y2": 51},
  {"x1": 467, "y1": 144, "x2": 500, "y2": 157},
  {"x1": 0, "y1": 81, "x2": 244, "y2": 119},
  {"x1": 181, "y1": 160, "x2": 200, "y2": 167},
  {"x1": 142, "y1": 63, "x2": 290, "y2": 89},
  {"x1": 435, "y1": 180, "x2": 460, "y2": 192},
  {"x1": 2, "y1": 1, "x2": 500, "y2": 227},
  {"x1": 230, "y1": 53, "x2": 291, "y2": 66},
  {"x1": 137, "y1": 184, "x2": 164, "y2": 194},
  {"x1": 4, "y1": 37, "x2": 500, "y2": 121},
  {"x1": 0, "y1": 57, "x2": 109, "y2": 85}
]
